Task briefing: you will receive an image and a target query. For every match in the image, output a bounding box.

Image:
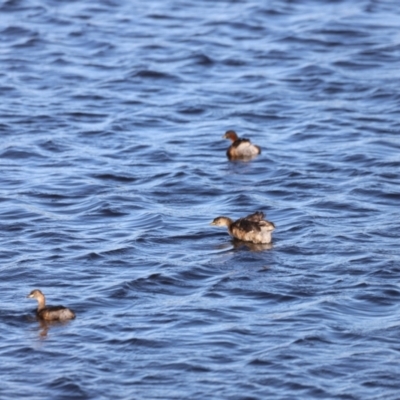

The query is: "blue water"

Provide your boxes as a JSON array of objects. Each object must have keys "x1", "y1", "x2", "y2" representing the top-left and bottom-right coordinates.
[{"x1": 1, "y1": 0, "x2": 400, "y2": 398}]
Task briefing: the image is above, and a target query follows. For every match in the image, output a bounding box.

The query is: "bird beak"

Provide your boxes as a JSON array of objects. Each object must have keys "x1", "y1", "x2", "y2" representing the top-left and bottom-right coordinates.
[
  {"x1": 210, "y1": 221, "x2": 216, "y2": 225},
  {"x1": 222, "y1": 134, "x2": 226, "y2": 139}
]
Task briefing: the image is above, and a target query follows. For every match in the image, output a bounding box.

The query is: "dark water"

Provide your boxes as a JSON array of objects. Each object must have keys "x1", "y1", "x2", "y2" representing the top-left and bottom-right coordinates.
[{"x1": 1, "y1": 0, "x2": 400, "y2": 398}]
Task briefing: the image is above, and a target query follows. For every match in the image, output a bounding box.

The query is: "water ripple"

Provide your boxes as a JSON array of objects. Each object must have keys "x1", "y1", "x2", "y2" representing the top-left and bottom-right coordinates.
[{"x1": 1, "y1": 0, "x2": 400, "y2": 399}]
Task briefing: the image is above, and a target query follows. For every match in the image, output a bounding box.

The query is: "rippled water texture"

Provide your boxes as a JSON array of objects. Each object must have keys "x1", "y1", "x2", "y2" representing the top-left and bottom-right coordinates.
[{"x1": 1, "y1": 0, "x2": 400, "y2": 398}]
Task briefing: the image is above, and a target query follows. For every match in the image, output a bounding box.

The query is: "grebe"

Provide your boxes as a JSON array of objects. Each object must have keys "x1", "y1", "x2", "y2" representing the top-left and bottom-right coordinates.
[
  {"x1": 211, "y1": 211, "x2": 275, "y2": 244},
  {"x1": 27, "y1": 289, "x2": 76, "y2": 321},
  {"x1": 223, "y1": 130, "x2": 261, "y2": 160}
]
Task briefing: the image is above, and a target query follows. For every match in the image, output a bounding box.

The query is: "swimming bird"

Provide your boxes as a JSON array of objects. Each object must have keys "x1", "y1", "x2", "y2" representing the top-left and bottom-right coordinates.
[
  {"x1": 211, "y1": 211, "x2": 275, "y2": 244},
  {"x1": 223, "y1": 130, "x2": 261, "y2": 160},
  {"x1": 27, "y1": 289, "x2": 76, "y2": 321}
]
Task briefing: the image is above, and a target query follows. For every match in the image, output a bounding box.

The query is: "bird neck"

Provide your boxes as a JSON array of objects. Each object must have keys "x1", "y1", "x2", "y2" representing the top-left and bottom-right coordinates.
[
  {"x1": 224, "y1": 218, "x2": 234, "y2": 234},
  {"x1": 36, "y1": 295, "x2": 46, "y2": 311}
]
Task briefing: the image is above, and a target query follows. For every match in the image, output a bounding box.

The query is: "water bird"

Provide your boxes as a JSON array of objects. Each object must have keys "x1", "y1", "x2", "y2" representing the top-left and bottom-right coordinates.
[
  {"x1": 223, "y1": 130, "x2": 261, "y2": 160},
  {"x1": 27, "y1": 289, "x2": 76, "y2": 321},
  {"x1": 211, "y1": 211, "x2": 275, "y2": 244}
]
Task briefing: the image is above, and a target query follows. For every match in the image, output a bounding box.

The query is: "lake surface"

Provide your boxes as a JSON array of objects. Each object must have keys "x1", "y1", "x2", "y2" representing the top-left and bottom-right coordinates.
[{"x1": 1, "y1": 0, "x2": 400, "y2": 399}]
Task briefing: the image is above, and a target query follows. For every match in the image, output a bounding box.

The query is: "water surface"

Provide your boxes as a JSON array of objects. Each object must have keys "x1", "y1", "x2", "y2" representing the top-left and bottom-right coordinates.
[{"x1": 1, "y1": 0, "x2": 400, "y2": 399}]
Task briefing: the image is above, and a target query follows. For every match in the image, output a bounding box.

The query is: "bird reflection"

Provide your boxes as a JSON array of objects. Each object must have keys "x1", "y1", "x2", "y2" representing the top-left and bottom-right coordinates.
[
  {"x1": 27, "y1": 315, "x2": 73, "y2": 339},
  {"x1": 214, "y1": 239, "x2": 273, "y2": 252},
  {"x1": 232, "y1": 239, "x2": 273, "y2": 252}
]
